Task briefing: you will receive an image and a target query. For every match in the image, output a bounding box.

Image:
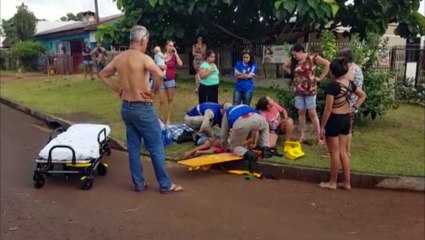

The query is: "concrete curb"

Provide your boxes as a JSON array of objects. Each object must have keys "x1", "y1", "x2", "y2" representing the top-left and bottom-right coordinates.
[{"x1": 2, "y1": 97, "x2": 424, "y2": 192}]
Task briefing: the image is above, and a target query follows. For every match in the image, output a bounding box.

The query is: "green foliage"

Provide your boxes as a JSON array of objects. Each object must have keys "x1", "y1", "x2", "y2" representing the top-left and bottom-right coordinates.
[
  {"x1": 282, "y1": 43, "x2": 291, "y2": 60},
  {"x1": 274, "y1": 0, "x2": 339, "y2": 28},
  {"x1": 395, "y1": 78, "x2": 425, "y2": 106},
  {"x1": 95, "y1": 18, "x2": 127, "y2": 46},
  {"x1": 1, "y1": 3, "x2": 37, "y2": 47},
  {"x1": 60, "y1": 12, "x2": 84, "y2": 21},
  {"x1": 1, "y1": 18, "x2": 18, "y2": 47},
  {"x1": 276, "y1": 88, "x2": 297, "y2": 120},
  {"x1": 394, "y1": 12, "x2": 425, "y2": 37},
  {"x1": 98, "y1": 0, "x2": 341, "y2": 46},
  {"x1": 337, "y1": 0, "x2": 424, "y2": 39},
  {"x1": 11, "y1": 41, "x2": 46, "y2": 70},
  {"x1": 348, "y1": 33, "x2": 366, "y2": 65},
  {"x1": 13, "y1": 3, "x2": 37, "y2": 41},
  {"x1": 97, "y1": 0, "x2": 423, "y2": 46},
  {"x1": 360, "y1": 70, "x2": 395, "y2": 120},
  {"x1": 351, "y1": 33, "x2": 395, "y2": 119},
  {"x1": 318, "y1": 30, "x2": 337, "y2": 60},
  {"x1": 0, "y1": 49, "x2": 14, "y2": 70}
]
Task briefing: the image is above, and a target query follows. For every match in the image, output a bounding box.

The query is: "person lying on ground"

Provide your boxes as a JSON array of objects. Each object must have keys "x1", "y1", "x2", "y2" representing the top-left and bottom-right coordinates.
[{"x1": 182, "y1": 130, "x2": 259, "y2": 160}]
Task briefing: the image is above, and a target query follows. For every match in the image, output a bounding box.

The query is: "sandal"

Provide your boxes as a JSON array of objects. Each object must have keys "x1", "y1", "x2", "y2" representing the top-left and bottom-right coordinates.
[
  {"x1": 134, "y1": 181, "x2": 149, "y2": 192},
  {"x1": 320, "y1": 153, "x2": 331, "y2": 158},
  {"x1": 318, "y1": 182, "x2": 337, "y2": 190},
  {"x1": 160, "y1": 183, "x2": 183, "y2": 194},
  {"x1": 337, "y1": 182, "x2": 351, "y2": 190}
]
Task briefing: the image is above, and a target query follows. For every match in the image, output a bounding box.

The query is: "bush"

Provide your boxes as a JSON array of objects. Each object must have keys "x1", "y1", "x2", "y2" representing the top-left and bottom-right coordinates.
[
  {"x1": 11, "y1": 40, "x2": 46, "y2": 70},
  {"x1": 395, "y1": 78, "x2": 425, "y2": 106},
  {"x1": 276, "y1": 88, "x2": 297, "y2": 119},
  {"x1": 357, "y1": 34, "x2": 395, "y2": 119},
  {"x1": 360, "y1": 69, "x2": 395, "y2": 119}
]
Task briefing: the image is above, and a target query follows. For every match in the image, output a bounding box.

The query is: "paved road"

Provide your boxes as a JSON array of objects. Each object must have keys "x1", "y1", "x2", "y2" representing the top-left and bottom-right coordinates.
[{"x1": 1, "y1": 104, "x2": 424, "y2": 240}]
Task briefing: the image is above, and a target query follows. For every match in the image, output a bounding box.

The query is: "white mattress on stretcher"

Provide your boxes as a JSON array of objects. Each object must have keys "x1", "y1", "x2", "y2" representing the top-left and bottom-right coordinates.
[{"x1": 38, "y1": 124, "x2": 111, "y2": 162}]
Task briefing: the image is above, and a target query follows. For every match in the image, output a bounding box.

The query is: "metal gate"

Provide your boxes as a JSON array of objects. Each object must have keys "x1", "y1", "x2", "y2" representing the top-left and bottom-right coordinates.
[{"x1": 390, "y1": 45, "x2": 424, "y2": 87}]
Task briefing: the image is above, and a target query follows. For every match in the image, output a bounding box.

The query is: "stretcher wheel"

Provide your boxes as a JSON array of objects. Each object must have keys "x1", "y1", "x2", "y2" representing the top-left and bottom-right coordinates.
[
  {"x1": 80, "y1": 177, "x2": 94, "y2": 190},
  {"x1": 200, "y1": 164, "x2": 212, "y2": 171},
  {"x1": 97, "y1": 163, "x2": 108, "y2": 176},
  {"x1": 33, "y1": 174, "x2": 45, "y2": 189}
]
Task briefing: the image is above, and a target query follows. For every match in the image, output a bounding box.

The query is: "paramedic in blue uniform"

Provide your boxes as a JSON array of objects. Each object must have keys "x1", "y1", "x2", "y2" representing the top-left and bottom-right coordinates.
[
  {"x1": 220, "y1": 105, "x2": 273, "y2": 163},
  {"x1": 233, "y1": 50, "x2": 258, "y2": 106},
  {"x1": 99, "y1": 25, "x2": 182, "y2": 194},
  {"x1": 184, "y1": 102, "x2": 231, "y2": 137}
]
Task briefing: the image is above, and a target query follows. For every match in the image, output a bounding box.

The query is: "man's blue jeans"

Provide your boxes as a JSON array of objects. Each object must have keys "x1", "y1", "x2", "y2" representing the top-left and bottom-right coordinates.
[
  {"x1": 121, "y1": 101, "x2": 171, "y2": 191},
  {"x1": 233, "y1": 90, "x2": 254, "y2": 106}
]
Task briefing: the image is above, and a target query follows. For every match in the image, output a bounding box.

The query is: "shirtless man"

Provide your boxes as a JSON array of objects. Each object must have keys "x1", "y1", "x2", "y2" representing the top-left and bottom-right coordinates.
[{"x1": 98, "y1": 25, "x2": 182, "y2": 193}]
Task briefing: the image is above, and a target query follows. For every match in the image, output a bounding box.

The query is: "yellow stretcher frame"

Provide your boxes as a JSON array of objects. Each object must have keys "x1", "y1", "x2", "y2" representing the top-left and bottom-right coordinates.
[{"x1": 177, "y1": 153, "x2": 262, "y2": 179}]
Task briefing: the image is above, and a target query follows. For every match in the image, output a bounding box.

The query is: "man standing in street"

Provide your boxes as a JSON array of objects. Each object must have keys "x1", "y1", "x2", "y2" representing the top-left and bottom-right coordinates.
[{"x1": 99, "y1": 25, "x2": 182, "y2": 193}]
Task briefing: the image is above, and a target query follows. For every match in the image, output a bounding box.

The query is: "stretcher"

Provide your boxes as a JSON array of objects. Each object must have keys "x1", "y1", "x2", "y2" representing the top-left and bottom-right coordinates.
[
  {"x1": 33, "y1": 123, "x2": 112, "y2": 190},
  {"x1": 178, "y1": 153, "x2": 262, "y2": 179}
]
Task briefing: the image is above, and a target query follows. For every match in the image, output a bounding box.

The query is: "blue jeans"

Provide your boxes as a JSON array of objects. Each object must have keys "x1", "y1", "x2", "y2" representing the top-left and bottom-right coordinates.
[
  {"x1": 233, "y1": 90, "x2": 253, "y2": 106},
  {"x1": 121, "y1": 101, "x2": 172, "y2": 191}
]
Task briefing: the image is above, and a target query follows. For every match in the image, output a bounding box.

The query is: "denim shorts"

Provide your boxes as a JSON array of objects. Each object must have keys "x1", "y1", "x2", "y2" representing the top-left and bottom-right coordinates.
[
  {"x1": 161, "y1": 79, "x2": 176, "y2": 89},
  {"x1": 295, "y1": 95, "x2": 316, "y2": 110}
]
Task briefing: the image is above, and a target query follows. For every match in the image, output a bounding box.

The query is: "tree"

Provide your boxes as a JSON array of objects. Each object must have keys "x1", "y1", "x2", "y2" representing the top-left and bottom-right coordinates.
[
  {"x1": 336, "y1": 0, "x2": 425, "y2": 39},
  {"x1": 60, "y1": 12, "x2": 84, "y2": 21},
  {"x1": 1, "y1": 18, "x2": 18, "y2": 47},
  {"x1": 97, "y1": 0, "x2": 424, "y2": 47},
  {"x1": 14, "y1": 3, "x2": 37, "y2": 41},
  {"x1": 1, "y1": 3, "x2": 37, "y2": 47},
  {"x1": 97, "y1": 0, "x2": 340, "y2": 47}
]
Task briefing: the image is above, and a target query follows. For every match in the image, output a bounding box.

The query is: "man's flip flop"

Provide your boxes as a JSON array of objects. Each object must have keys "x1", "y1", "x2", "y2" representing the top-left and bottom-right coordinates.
[
  {"x1": 318, "y1": 182, "x2": 337, "y2": 190},
  {"x1": 160, "y1": 184, "x2": 183, "y2": 194}
]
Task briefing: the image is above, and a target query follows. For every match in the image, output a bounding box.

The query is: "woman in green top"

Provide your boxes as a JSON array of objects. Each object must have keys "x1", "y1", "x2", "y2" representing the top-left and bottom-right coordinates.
[{"x1": 198, "y1": 50, "x2": 220, "y2": 103}]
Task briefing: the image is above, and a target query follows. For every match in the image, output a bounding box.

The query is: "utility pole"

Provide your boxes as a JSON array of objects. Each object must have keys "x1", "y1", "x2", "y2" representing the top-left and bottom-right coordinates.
[{"x1": 94, "y1": 0, "x2": 100, "y2": 23}]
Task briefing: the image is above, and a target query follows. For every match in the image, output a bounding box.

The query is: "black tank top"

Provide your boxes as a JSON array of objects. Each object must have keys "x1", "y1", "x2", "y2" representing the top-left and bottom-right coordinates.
[{"x1": 325, "y1": 81, "x2": 357, "y2": 109}]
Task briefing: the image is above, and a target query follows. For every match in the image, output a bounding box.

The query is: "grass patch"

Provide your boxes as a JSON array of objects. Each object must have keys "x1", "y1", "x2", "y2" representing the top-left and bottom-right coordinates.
[{"x1": 1, "y1": 76, "x2": 424, "y2": 176}]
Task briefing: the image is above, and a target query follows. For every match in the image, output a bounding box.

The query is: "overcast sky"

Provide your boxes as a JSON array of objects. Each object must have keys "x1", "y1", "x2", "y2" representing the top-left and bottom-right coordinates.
[
  {"x1": 0, "y1": 0, "x2": 424, "y2": 21},
  {"x1": 0, "y1": 0, "x2": 122, "y2": 21}
]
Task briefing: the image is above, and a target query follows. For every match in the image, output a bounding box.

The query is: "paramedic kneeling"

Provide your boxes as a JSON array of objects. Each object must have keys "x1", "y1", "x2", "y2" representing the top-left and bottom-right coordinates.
[
  {"x1": 220, "y1": 105, "x2": 273, "y2": 165},
  {"x1": 99, "y1": 25, "x2": 182, "y2": 193},
  {"x1": 184, "y1": 102, "x2": 231, "y2": 137}
]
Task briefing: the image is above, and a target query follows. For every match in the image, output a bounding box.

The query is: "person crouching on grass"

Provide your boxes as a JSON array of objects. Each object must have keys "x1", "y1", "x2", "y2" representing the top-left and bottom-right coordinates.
[
  {"x1": 255, "y1": 96, "x2": 294, "y2": 148},
  {"x1": 318, "y1": 57, "x2": 366, "y2": 191}
]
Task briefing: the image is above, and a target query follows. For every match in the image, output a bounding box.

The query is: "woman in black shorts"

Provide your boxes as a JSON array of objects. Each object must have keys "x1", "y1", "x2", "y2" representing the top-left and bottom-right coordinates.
[{"x1": 319, "y1": 57, "x2": 366, "y2": 190}]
